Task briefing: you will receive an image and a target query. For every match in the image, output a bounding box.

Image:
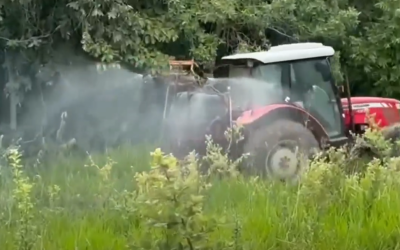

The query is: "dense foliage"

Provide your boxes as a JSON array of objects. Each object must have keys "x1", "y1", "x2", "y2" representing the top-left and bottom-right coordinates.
[
  {"x1": 1, "y1": 2, "x2": 400, "y2": 248},
  {"x1": 1, "y1": 0, "x2": 400, "y2": 97},
  {"x1": 0, "y1": 127, "x2": 400, "y2": 250}
]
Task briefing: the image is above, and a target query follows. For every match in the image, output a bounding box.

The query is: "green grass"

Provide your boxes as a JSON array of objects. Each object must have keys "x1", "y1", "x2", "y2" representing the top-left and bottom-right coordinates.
[{"x1": 1, "y1": 144, "x2": 400, "y2": 250}]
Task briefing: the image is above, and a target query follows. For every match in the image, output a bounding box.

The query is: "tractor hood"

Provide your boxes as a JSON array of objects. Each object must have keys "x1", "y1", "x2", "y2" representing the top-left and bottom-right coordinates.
[
  {"x1": 341, "y1": 96, "x2": 400, "y2": 129},
  {"x1": 341, "y1": 96, "x2": 400, "y2": 110}
]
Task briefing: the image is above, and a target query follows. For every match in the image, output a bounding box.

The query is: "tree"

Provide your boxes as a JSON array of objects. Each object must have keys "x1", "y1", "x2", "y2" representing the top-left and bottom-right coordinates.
[
  {"x1": 3, "y1": 0, "x2": 400, "y2": 133},
  {"x1": 1, "y1": 0, "x2": 360, "y2": 69},
  {"x1": 346, "y1": 0, "x2": 400, "y2": 98}
]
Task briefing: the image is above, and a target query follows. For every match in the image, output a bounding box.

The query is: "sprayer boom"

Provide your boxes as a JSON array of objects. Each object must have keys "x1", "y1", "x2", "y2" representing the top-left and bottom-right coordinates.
[
  {"x1": 169, "y1": 59, "x2": 198, "y2": 72},
  {"x1": 154, "y1": 59, "x2": 205, "y2": 87}
]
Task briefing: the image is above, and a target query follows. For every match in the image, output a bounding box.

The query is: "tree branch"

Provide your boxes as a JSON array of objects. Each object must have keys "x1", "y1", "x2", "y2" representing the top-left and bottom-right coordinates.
[
  {"x1": 0, "y1": 34, "x2": 50, "y2": 43},
  {"x1": 267, "y1": 27, "x2": 299, "y2": 42}
]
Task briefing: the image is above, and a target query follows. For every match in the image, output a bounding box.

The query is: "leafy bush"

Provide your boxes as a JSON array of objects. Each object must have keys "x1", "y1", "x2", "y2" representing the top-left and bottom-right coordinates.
[{"x1": 1, "y1": 127, "x2": 400, "y2": 250}]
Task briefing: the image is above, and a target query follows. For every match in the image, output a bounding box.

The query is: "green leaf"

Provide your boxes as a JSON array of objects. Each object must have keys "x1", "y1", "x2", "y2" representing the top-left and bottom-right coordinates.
[{"x1": 66, "y1": 1, "x2": 79, "y2": 10}]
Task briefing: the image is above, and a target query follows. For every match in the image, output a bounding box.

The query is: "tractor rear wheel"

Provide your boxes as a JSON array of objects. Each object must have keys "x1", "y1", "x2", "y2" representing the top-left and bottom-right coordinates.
[{"x1": 243, "y1": 120, "x2": 320, "y2": 183}]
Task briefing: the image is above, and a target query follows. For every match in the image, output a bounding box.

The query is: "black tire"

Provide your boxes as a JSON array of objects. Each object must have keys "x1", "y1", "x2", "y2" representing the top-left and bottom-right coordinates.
[{"x1": 242, "y1": 120, "x2": 320, "y2": 182}]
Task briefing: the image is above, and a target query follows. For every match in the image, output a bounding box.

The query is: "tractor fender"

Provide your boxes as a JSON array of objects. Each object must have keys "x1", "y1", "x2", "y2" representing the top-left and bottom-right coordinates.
[{"x1": 237, "y1": 104, "x2": 329, "y2": 146}]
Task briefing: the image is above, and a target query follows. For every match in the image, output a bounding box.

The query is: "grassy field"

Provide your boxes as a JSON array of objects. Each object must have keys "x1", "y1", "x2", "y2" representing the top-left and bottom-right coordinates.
[{"x1": 1, "y1": 140, "x2": 400, "y2": 250}]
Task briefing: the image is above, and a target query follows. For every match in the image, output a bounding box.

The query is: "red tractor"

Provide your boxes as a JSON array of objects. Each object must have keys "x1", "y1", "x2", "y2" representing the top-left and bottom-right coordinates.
[
  {"x1": 341, "y1": 97, "x2": 400, "y2": 133},
  {"x1": 140, "y1": 43, "x2": 400, "y2": 181}
]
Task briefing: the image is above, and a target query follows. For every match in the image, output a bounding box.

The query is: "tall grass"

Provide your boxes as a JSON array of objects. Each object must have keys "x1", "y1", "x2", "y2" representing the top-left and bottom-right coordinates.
[{"x1": 1, "y1": 132, "x2": 400, "y2": 250}]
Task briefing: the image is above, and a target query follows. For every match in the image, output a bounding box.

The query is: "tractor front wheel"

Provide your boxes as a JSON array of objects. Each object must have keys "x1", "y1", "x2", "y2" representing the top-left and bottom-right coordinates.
[{"x1": 243, "y1": 120, "x2": 320, "y2": 183}]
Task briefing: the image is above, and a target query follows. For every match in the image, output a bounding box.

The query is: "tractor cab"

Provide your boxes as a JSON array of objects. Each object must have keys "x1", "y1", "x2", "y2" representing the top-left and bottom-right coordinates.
[
  {"x1": 160, "y1": 43, "x2": 400, "y2": 182},
  {"x1": 215, "y1": 43, "x2": 348, "y2": 144}
]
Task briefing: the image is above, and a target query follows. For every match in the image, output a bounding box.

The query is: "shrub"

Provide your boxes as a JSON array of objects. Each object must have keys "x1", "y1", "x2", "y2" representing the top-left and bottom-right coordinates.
[
  {"x1": 131, "y1": 149, "x2": 230, "y2": 249},
  {"x1": 1, "y1": 125, "x2": 400, "y2": 249}
]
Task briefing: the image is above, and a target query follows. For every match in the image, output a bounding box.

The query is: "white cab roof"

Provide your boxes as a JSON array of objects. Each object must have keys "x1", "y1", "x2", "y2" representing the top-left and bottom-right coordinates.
[{"x1": 222, "y1": 43, "x2": 334, "y2": 64}]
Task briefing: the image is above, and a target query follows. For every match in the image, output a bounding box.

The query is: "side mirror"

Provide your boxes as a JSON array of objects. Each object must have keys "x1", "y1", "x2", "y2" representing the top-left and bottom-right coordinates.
[{"x1": 337, "y1": 85, "x2": 344, "y2": 94}]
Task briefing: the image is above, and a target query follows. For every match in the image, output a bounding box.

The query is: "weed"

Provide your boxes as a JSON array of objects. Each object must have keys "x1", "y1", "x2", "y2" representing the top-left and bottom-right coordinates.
[{"x1": 0, "y1": 127, "x2": 399, "y2": 250}]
